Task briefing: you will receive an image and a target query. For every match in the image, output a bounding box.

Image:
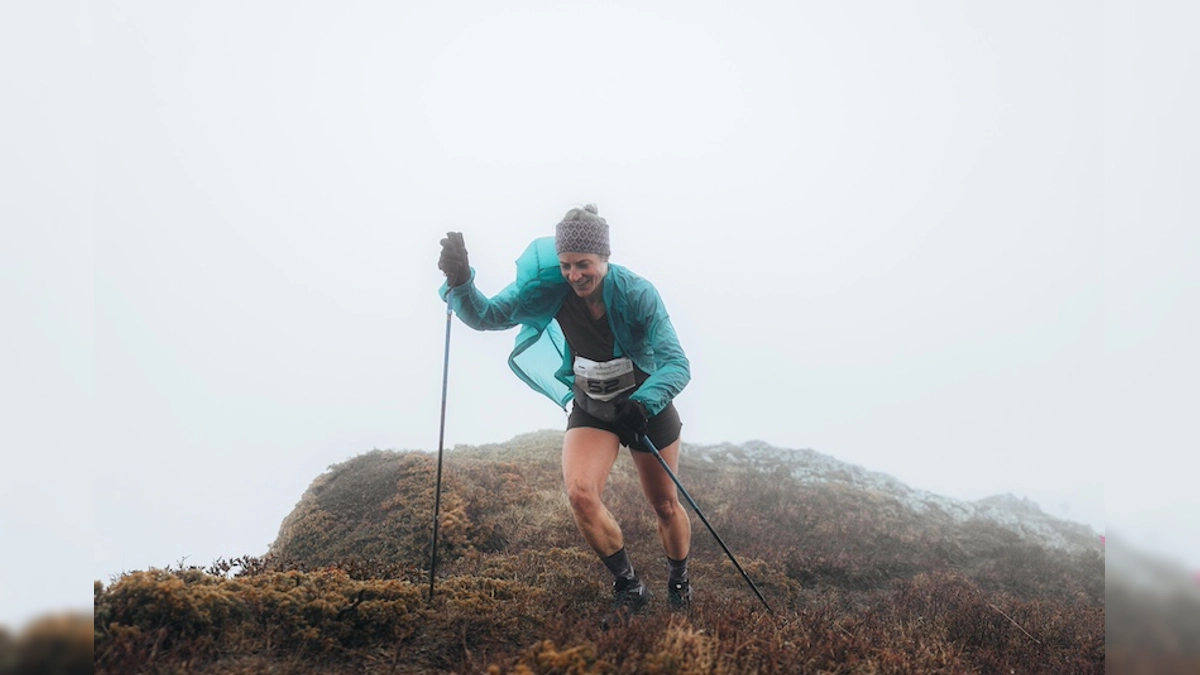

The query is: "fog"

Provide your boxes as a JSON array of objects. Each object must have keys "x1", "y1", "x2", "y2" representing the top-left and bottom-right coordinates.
[{"x1": 1, "y1": 0, "x2": 1195, "y2": 631}]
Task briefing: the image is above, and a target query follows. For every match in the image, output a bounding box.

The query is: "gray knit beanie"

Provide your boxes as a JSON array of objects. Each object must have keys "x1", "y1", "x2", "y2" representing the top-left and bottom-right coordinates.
[{"x1": 555, "y1": 204, "x2": 610, "y2": 256}]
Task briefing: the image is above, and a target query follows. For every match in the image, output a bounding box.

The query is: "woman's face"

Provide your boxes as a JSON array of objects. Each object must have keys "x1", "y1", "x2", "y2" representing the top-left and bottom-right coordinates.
[{"x1": 558, "y1": 252, "x2": 609, "y2": 300}]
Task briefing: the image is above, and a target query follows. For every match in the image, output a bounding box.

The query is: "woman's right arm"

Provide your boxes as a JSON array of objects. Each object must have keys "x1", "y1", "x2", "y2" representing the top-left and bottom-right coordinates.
[
  {"x1": 437, "y1": 234, "x2": 565, "y2": 331},
  {"x1": 437, "y1": 232, "x2": 523, "y2": 330},
  {"x1": 439, "y1": 272, "x2": 523, "y2": 331}
]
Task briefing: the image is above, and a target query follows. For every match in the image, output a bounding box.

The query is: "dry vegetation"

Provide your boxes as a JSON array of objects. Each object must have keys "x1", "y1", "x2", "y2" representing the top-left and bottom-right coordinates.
[
  {"x1": 0, "y1": 613, "x2": 92, "y2": 675},
  {"x1": 90, "y1": 430, "x2": 1109, "y2": 674},
  {"x1": 1104, "y1": 551, "x2": 1200, "y2": 675}
]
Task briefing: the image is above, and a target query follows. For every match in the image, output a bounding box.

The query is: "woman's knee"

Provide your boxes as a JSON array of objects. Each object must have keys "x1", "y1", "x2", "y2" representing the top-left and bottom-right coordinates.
[
  {"x1": 648, "y1": 494, "x2": 681, "y2": 522},
  {"x1": 566, "y1": 483, "x2": 603, "y2": 516}
]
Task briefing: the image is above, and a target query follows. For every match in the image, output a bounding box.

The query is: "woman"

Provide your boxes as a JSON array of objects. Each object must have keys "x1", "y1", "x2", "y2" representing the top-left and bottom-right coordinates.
[{"x1": 437, "y1": 204, "x2": 693, "y2": 612}]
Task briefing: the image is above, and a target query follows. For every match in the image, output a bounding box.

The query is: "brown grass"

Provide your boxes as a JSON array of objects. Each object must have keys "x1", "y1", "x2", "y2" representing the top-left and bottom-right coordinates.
[{"x1": 90, "y1": 431, "x2": 1114, "y2": 674}]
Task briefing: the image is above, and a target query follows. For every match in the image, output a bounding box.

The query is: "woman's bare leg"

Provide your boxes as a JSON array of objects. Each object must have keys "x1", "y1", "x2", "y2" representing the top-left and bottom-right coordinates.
[
  {"x1": 629, "y1": 438, "x2": 691, "y2": 561},
  {"x1": 561, "y1": 426, "x2": 624, "y2": 556}
]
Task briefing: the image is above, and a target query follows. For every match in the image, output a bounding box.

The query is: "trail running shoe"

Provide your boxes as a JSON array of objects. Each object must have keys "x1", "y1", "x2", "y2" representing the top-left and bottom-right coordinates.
[
  {"x1": 612, "y1": 576, "x2": 650, "y2": 614},
  {"x1": 668, "y1": 579, "x2": 693, "y2": 611}
]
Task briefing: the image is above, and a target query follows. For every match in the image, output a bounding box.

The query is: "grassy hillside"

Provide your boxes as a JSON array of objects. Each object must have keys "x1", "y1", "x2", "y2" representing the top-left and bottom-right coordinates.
[
  {"x1": 93, "y1": 431, "x2": 1107, "y2": 674},
  {"x1": 0, "y1": 614, "x2": 91, "y2": 675}
]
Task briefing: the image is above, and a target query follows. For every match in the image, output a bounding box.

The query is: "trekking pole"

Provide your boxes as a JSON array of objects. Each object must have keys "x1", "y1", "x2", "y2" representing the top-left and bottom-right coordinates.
[
  {"x1": 428, "y1": 296, "x2": 453, "y2": 604},
  {"x1": 640, "y1": 434, "x2": 774, "y2": 613}
]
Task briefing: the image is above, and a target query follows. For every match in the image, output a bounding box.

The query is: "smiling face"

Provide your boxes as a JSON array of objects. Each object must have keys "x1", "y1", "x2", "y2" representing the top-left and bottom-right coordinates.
[{"x1": 558, "y1": 252, "x2": 609, "y2": 300}]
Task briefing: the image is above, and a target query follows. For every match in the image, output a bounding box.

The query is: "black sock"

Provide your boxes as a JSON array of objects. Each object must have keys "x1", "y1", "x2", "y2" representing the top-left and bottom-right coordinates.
[
  {"x1": 668, "y1": 555, "x2": 689, "y2": 583},
  {"x1": 601, "y1": 547, "x2": 635, "y2": 581}
]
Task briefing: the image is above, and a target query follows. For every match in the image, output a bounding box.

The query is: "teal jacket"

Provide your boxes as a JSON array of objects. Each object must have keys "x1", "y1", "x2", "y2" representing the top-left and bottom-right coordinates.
[{"x1": 439, "y1": 237, "x2": 690, "y2": 416}]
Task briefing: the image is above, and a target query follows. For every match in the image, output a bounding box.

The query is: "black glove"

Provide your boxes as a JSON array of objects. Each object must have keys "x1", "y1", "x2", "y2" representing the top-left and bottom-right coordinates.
[
  {"x1": 613, "y1": 398, "x2": 650, "y2": 450},
  {"x1": 438, "y1": 232, "x2": 470, "y2": 288}
]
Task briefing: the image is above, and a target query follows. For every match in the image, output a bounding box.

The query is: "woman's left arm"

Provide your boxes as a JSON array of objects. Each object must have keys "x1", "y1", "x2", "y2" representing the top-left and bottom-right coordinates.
[{"x1": 629, "y1": 284, "x2": 691, "y2": 417}]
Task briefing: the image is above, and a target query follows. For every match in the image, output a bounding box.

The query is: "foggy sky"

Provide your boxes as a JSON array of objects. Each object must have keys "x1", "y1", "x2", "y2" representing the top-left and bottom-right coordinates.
[{"x1": 2, "y1": 0, "x2": 1196, "y2": 629}]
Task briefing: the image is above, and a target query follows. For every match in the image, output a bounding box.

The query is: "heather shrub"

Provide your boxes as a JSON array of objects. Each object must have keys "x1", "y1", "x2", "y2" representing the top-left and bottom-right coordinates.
[
  {"x1": 94, "y1": 431, "x2": 1106, "y2": 673},
  {"x1": 0, "y1": 612, "x2": 91, "y2": 675},
  {"x1": 95, "y1": 567, "x2": 426, "y2": 673},
  {"x1": 1106, "y1": 569, "x2": 1200, "y2": 675},
  {"x1": 0, "y1": 627, "x2": 10, "y2": 671}
]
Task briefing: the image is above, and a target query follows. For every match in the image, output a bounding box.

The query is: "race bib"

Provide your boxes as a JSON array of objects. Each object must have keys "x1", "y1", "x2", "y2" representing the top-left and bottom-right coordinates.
[{"x1": 573, "y1": 356, "x2": 636, "y2": 402}]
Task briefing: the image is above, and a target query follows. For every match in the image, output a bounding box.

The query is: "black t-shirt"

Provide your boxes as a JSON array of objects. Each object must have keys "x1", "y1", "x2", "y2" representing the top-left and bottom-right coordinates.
[
  {"x1": 556, "y1": 292, "x2": 609, "y2": 359},
  {"x1": 555, "y1": 292, "x2": 649, "y2": 418}
]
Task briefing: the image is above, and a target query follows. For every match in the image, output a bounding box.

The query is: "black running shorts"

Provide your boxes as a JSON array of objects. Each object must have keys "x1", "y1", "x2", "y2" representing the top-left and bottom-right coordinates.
[{"x1": 566, "y1": 400, "x2": 682, "y2": 453}]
